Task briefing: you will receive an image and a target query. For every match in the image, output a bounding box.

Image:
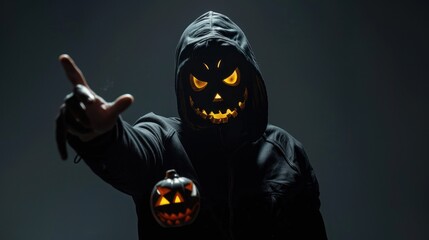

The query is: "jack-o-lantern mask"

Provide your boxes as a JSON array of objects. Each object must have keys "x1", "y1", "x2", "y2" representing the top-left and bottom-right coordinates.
[
  {"x1": 175, "y1": 12, "x2": 269, "y2": 142},
  {"x1": 150, "y1": 169, "x2": 200, "y2": 227},
  {"x1": 187, "y1": 52, "x2": 248, "y2": 125}
]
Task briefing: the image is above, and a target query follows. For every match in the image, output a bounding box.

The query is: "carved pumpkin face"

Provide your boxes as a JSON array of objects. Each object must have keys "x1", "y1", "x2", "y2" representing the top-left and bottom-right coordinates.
[
  {"x1": 187, "y1": 52, "x2": 248, "y2": 125},
  {"x1": 150, "y1": 169, "x2": 200, "y2": 227}
]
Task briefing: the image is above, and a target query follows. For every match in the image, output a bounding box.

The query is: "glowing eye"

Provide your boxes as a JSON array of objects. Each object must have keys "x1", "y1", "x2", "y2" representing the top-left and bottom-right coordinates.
[
  {"x1": 157, "y1": 196, "x2": 170, "y2": 206},
  {"x1": 173, "y1": 193, "x2": 184, "y2": 203},
  {"x1": 190, "y1": 74, "x2": 208, "y2": 91},
  {"x1": 222, "y1": 68, "x2": 240, "y2": 86}
]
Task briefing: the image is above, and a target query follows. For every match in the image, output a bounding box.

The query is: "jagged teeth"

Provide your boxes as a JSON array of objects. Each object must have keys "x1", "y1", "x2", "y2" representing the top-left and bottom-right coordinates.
[
  {"x1": 191, "y1": 87, "x2": 248, "y2": 123},
  {"x1": 193, "y1": 108, "x2": 240, "y2": 123}
]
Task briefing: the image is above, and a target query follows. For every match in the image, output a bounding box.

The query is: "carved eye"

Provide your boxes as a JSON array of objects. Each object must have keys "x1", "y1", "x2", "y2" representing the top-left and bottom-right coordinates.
[
  {"x1": 155, "y1": 187, "x2": 171, "y2": 206},
  {"x1": 157, "y1": 196, "x2": 170, "y2": 206},
  {"x1": 222, "y1": 68, "x2": 240, "y2": 86},
  {"x1": 190, "y1": 74, "x2": 208, "y2": 91},
  {"x1": 173, "y1": 192, "x2": 184, "y2": 203}
]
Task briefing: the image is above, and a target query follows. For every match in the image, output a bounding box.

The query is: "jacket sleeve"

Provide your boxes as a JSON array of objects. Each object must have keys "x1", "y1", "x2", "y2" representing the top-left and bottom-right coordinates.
[
  {"x1": 292, "y1": 143, "x2": 327, "y2": 240},
  {"x1": 67, "y1": 115, "x2": 172, "y2": 197},
  {"x1": 264, "y1": 126, "x2": 328, "y2": 239}
]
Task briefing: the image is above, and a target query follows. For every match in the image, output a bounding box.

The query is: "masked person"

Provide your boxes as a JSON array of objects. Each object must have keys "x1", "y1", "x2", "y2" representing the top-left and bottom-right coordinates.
[{"x1": 56, "y1": 11, "x2": 328, "y2": 239}]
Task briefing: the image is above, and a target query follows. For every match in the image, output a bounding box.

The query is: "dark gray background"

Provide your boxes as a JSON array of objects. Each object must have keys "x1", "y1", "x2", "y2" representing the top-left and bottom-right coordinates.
[{"x1": 1, "y1": 0, "x2": 428, "y2": 239}]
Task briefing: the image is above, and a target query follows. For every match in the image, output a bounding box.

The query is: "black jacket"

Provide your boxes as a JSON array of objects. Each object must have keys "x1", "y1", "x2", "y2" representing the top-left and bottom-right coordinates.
[{"x1": 69, "y1": 11, "x2": 327, "y2": 240}]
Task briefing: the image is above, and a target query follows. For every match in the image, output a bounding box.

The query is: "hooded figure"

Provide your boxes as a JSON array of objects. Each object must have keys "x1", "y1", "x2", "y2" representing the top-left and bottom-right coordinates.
[{"x1": 57, "y1": 11, "x2": 328, "y2": 240}]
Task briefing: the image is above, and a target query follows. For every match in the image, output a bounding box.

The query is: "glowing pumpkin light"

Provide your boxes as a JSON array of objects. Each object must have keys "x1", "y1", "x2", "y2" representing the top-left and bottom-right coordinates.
[
  {"x1": 150, "y1": 169, "x2": 200, "y2": 227},
  {"x1": 188, "y1": 58, "x2": 248, "y2": 124}
]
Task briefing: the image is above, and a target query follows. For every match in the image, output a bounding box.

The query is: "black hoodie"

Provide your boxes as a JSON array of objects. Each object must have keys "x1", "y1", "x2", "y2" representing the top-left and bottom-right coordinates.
[{"x1": 69, "y1": 11, "x2": 327, "y2": 240}]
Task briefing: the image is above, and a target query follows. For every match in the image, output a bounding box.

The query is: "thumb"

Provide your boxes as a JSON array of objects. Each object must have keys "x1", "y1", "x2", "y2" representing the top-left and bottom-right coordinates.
[{"x1": 109, "y1": 94, "x2": 134, "y2": 116}]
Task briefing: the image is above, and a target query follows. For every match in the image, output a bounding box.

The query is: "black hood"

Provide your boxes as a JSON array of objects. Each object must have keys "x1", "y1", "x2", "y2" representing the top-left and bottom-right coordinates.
[{"x1": 175, "y1": 11, "x2": 268, "y2": 143}]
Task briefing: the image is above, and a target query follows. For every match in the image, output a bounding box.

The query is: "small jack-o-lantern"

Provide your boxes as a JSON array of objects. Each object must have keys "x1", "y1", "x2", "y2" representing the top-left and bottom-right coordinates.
[
  {"x1": 150, "y1": 169, "x2": 200, "y2": 227},
  {"x1": 188, "y1": 55, "x2": 248, "y2": 125}
]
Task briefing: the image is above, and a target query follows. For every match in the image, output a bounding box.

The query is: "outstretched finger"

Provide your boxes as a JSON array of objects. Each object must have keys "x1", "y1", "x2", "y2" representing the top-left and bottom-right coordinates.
[
  {"x1": 109, "y1": 94, "x2": 134, "y2": 116},
  {"x1": 59, "y1": 54, "x2": 90, "y2": 88}
]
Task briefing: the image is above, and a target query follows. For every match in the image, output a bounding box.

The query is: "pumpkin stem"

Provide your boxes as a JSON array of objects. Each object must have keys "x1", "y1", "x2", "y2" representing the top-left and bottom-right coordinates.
[{"x1": 165, "y1": 169, "x2": 179, "y2": 179}]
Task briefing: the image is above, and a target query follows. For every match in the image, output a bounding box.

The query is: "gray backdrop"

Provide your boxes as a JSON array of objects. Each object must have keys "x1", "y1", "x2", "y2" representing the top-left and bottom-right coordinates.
[{"x1": 1, "y1": 0, "x2": 428, "y2": 239}]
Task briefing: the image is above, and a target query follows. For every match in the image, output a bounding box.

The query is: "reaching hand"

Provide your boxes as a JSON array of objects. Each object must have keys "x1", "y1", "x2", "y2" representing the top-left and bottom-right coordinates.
[{"x1": 55, "y1": 54, "x2": 134, "y2": 160}]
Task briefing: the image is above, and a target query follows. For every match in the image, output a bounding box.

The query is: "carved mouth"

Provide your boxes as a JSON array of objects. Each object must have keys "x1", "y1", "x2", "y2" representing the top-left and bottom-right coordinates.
[
  {"x1": 155, "y1": 204, "x2": 200, "y2": 226},
  {"x1": 189, "y1": 88, "x2": 248, "y2": 124}
]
